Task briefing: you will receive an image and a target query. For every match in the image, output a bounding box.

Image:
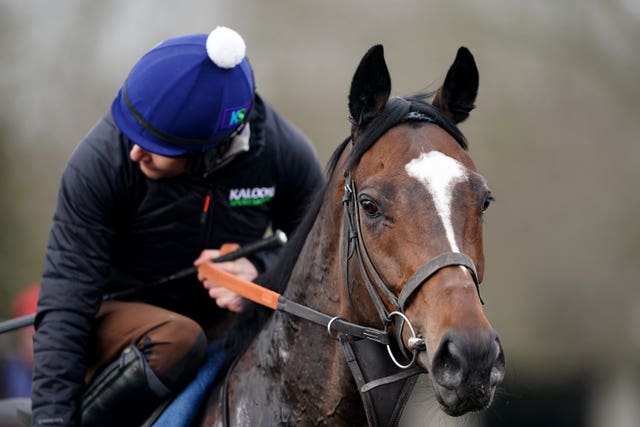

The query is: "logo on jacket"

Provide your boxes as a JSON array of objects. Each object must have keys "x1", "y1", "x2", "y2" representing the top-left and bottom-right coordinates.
[{"x1": 229, "y1": 186, "x2": 275, "y2": 207}]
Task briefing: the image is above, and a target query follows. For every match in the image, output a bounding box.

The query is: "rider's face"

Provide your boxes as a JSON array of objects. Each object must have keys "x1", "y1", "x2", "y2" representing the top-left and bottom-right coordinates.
[{"x1": 129, "y1": 144, "x2": 188, "y2": 179}]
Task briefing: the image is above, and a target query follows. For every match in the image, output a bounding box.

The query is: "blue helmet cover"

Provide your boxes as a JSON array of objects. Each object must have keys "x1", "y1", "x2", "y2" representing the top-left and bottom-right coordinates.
[{"x1": 112, "y1": 31, "x2": 254, "y2": 157}]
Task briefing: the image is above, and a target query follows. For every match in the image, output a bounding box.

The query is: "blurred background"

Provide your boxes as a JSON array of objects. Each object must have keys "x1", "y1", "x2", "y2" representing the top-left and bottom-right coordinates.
[{"x1": 1, "y1": 0, "x2": 639, "y2": 425}]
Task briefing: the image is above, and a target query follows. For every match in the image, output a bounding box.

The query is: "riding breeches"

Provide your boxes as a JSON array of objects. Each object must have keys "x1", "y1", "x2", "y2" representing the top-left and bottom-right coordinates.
[{"x1": 85, "y1": 300, "x2": 207, "y2": 391}]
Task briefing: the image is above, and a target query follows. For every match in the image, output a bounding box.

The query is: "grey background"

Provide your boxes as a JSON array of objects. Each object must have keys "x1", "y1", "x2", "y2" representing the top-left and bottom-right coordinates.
[{"x1": 1, "y1": 1, "x2": 639, "y2": 425}]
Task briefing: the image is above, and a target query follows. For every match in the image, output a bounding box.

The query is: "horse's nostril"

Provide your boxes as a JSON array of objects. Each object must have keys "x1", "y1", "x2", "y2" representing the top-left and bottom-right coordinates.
[
  {"x1": 490, "y1": 339, "x2": 506, "y2": 386},
  {"x1": 440, "y1": 366, "x2": 463, "y2": 389},
  {"x1": 432, "y1": 341, "x2": 466, "y2": 389},
  {"x1": 490, "y1": 366, "x2": 504, "y2": 386}
]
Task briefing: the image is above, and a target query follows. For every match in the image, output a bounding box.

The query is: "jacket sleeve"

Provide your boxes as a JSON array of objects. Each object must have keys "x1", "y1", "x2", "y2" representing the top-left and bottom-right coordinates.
[{"x1": 31, "y1": 118, "x2": 123, "y2": 426}]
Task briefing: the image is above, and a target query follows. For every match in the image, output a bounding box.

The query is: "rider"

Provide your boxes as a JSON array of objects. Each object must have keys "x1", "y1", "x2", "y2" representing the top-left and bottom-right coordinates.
[{"x1": 31, "y1": 26, "x2": 324, "y2": 426}]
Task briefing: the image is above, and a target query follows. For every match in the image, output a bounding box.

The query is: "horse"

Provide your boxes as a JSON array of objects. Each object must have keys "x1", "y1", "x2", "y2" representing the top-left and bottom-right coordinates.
[{"x1": 197, "y1": 44, "x2": 505, "y2": 426}]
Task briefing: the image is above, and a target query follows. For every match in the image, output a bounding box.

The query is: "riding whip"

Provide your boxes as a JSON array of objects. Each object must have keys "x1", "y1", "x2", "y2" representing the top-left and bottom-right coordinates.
[{"x1": 0, "y1": 230, "x2": 287, "y2": 334}]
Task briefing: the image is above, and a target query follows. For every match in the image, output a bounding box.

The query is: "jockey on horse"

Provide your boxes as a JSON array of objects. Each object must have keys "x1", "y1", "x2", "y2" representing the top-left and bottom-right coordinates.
[{"x1": 31, "y1": 26, "x2": 324, "y2": 427}]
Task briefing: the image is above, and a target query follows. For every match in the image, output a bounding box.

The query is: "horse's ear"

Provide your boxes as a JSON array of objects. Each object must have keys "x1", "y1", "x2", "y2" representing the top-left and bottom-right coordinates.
[
  {"x1": 433, "y1": 47, "x2": 479, "y2": 124},
  {"x1": 348, "y1": 45, "x2": 391, "y2": 128}
]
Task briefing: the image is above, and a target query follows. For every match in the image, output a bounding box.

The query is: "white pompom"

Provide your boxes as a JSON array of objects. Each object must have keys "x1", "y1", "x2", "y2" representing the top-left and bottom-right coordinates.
[{"x1": 206, "y1": 26, "x2": 246, "y2": 69}]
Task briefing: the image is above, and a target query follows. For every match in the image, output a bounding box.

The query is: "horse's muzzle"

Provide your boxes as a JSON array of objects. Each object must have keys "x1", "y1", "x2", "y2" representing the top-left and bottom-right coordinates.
[{"x1": 429, "y1": 331, "x2": 505, "y2": 416}]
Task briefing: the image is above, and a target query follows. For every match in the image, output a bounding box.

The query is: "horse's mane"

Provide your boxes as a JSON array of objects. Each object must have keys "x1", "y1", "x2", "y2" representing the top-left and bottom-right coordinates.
[{"x1": 220, "y1": 93, "x2": 467, "y2": 359}]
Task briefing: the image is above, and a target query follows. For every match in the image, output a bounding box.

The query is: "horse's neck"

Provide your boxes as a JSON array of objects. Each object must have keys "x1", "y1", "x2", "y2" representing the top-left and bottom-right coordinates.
[
  {"x1": 239, "y1": 186, "x2": 366, "y2": 425},
  {"x1": 285, "y1": 195, "x2": 346, "y2": 311}
]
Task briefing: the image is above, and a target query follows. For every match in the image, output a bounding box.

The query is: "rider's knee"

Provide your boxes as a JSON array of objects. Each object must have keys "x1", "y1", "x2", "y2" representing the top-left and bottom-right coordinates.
[{"x1": 143, "y1": 314, "x2": 207, "y2": 390}]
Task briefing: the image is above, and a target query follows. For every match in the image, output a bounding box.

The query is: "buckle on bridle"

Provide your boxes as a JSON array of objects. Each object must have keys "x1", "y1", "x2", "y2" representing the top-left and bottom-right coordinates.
[
  {"x1": 327, "y1": 316, "x2": 344, "y2": 339},
  {"x1": 342, "y1": 182, "x2": 353, "y2": 205}
]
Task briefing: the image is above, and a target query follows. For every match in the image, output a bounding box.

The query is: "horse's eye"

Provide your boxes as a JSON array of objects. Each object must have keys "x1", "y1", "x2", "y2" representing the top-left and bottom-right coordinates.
[
  {"x1": 481, "y1": 192, "x2": 495, "y2": 222},
  {"x1": 360, "y1": 199, "x2": 380, "y2": 217},
  {"x1": 482, "y1": 192, "x2": 495, "y2": 212}
]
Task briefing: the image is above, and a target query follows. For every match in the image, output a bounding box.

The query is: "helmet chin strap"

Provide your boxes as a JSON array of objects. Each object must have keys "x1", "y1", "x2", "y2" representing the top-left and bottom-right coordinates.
[{"x1": 188, "y1": 124, "x2": 251, "y2": 178}]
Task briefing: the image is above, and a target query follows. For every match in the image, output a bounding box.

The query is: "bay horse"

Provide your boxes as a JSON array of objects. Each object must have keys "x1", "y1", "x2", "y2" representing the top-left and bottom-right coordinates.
[{"x1": 198, "y1": 44, "x2": 505, "y2": 426}]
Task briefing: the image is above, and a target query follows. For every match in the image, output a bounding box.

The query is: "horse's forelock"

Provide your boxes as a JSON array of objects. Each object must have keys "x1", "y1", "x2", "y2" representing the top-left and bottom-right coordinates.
[{"x1": 345, "y1": 94, "x2": 468, "y2": 174}]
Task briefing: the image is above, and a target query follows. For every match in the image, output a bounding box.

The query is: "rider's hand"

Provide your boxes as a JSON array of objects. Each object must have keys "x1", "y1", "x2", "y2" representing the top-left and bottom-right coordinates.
[{"x1": 194, "y1": 248, "x2": 258, "y2": 313}]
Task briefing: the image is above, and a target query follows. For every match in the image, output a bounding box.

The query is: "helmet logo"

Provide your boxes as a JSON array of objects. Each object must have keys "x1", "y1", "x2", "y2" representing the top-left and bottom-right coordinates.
[{"x1": 222, "y1": 104, "x2": 251, "y2": 129}]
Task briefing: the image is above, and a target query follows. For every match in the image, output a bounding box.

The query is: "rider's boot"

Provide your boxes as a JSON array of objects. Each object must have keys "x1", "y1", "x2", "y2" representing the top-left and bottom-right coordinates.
[{"x1": 79, "y1": 345, "x2": 172, "y2": 427}]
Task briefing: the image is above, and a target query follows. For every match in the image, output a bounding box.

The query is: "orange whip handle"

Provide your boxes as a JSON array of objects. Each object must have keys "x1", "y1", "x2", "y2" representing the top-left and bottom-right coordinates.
[{"x1": 198, "y1": 261, "x2": 281, "y2": 310}]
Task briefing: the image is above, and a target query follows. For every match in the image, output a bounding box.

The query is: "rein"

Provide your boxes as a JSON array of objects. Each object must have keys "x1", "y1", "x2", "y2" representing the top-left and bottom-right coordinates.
[{"x1": 197, "y1": 261, "x2": 390, "y2": 345}]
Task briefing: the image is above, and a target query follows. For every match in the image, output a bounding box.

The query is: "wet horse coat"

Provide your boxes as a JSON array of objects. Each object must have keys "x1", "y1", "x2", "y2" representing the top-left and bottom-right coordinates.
[{"x1": 198, "y1": 45, "x2": 505, "y2": 426}]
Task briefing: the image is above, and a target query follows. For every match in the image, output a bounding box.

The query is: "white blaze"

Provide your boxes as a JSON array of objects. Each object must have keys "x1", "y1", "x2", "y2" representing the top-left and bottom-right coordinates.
[{"x1": 405, "y1": 151, "x2": 468, "y2": 252}]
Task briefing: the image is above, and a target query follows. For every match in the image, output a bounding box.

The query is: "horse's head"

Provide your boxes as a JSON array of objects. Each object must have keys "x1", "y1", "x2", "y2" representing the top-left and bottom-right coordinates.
[{"x1": 342, "y1": 45, "x2": 505, "y2": 416}]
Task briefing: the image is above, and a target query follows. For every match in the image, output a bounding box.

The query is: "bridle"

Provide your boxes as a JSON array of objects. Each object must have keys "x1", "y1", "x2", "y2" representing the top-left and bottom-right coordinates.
[
  {"x1": 217, "y1": 107, "x2": 485, "y2": 427},
  {"x1": 340, "y1": 109, "x2": 482, "y2": 369}
]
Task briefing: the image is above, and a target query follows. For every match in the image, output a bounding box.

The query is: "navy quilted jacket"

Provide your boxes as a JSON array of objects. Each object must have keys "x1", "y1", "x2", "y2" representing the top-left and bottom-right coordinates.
[{"x1": 31, "y1": 95, "x2": 324, "y2": 426}]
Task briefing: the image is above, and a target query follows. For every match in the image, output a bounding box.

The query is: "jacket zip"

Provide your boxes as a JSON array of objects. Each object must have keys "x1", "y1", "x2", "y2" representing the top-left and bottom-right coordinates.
[
  {"x1": 201, "y1": 186, "x2": 217, "y2": 249},
  {"x1": 200, "y1": 191, "x2": 212, "y2": 225}
]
